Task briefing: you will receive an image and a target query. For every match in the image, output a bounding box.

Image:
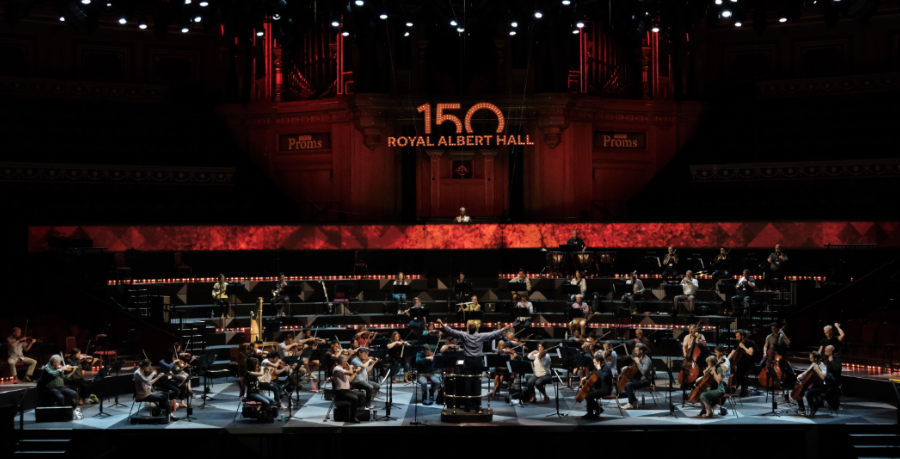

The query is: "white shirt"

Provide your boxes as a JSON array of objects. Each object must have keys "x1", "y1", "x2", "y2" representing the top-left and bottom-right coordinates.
[
  {"x1": 7, "y1": 336, "x2": 26, "y2": 360},
  {"x1": 719, "y1": 357, "x2": 731, "y2": 383},
  {"x1": 529, "y1": 351, "x2": 551, "y2": 377},
  {"x1": 570, "y1": 278, "x2": 586, "y2": 295},
  {"x1": 572, "y1": 301, "x2": 590, "y2": 315},
  {"x1": 603, "y1": 349, "x2": 618, "y2": 377},
  {"x1": 516, "y1": 301, "x2": 534, "y2": 322},
  {"x1": 626, "y1": 279, "x2": 644, "y2": 294},
  {"x1": 681, "y1": 277, "x2": 698, "y2": 296},
  {"x1": 260, "y1": 359, "x2": 275, "y2": 383},
  {"x1": 683, "y1": 333, "x2": 706, "y2": 349}
]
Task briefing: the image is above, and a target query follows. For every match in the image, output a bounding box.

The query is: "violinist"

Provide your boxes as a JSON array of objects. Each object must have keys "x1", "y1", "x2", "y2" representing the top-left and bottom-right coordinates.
[
  {"x1": 353, "y1": 326, "x2": 376, "y2": 349},
  {"x1": 134, "y1": 359, "x2": 177, "y2": 420},
  {"x1": 525, "y1": 343, "x2": 552, "y2": 403},
  {"x1": 818, "y1": 323, "x2": 844, "y2": 379},
  {"x1": 279, "y1": 334, "x2": 300, "y2": 359},
  {"x1": 245, "y1": 358, "x2": 277, "y2": 415},
  {"x1": 260, "y1": 352, "x2": 288, "y2": 409},
  {"x1": 622, "y1": 271, "x2": 644, "y2": 313},
  {"x1": 682, "y1": 325, "x2": 707, "y2": 359},
  {"x1": 332, "y1": 356, "x2": 363, "y2": 423},
  {"x1": 601, "y1": 341, "x2": 619, "y2": 377},
  {"x1": 568, "y1": 294, "x2": 589, "y2": 337},
  {"x1": 350, "y1": 347, "x2": 380, "y2": 409},
  {"x1": 65, "y1": 348, "x2": 97, "y2": 405},
  {"x1": 581, "y1": 351, "x2": 614, "y2": 419},
  {"x1": 795, "y1": 351, "x2": 827, "y2": 416},
  {"x1": 158, "y1": 352, "x2": 190, "y2": 408},
  {"x1": 569, "y1": 270, "x2": 587, "y2": 301},
  {"x1": 325, "y1": 340, "x2": 349, "y2": 377},
  {"x1": 403, "y1": 297, "x2": 426, "y2": 336},
  {"x1": 441, "y1": 337, "x2": 461, "y2": 353},
  {"x1": 175, "y1": 342, "x2": 198, "y2": 366},
  {"x1": 415, "y1": 345, "x2": 441, "y2": 405},
  {"x1": 621, "y1": 343, "x2": 652, "y2": 409},
  {"x1": 39, "y1": 355, "x2": 79, "y2": 413},
  {"x1": 212, "y1": 274, "x2": 232, "y2": 319},
  {"x1": 386, "y1": 332, "x2": 411, "y2": 383},
  {"x1": 728, "y1": 330, "x2": 759, "y2": 397},
  {"x1": 6, "y1": 327, "x2": 37, "y2": 383},
  {"x1": 271, "y1": 272, "x2": 291, "y2": 318},
  {"x1": 459, "y1": 295, "x2": 482, "y2": 330},
  {"x1": 491, "y1": 340, "x2": 515, "y2": 398},
  {"x1": 761, "y1": 322, "x2": 791, "y2": 364},
  {"x1": 298, "y1": 330, "x2": 322, "y2": 391},
  {"x1": 698, "y1": 355, "x2": 726, "y2": 418}
]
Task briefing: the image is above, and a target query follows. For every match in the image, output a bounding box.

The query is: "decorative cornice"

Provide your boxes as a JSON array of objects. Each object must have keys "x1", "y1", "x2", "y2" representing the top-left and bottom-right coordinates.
[
  {"x1": 757, "y1": 72, "x2": 900, "y2": 98},
  {"x1": 0, "y1": 76, "x2": 168, "y2": 102},
  {"x1": 690, "y1": 159, "x2": 900, "y2": 182},
  {"x1": 0, "y1": 163, "x2": 234, "y2": 184}
]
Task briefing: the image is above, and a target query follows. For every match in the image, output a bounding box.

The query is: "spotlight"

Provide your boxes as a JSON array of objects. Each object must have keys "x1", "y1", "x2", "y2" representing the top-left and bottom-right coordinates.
[
  {"x1": 779, "y1": 16, "x2": 787, "y2": 22},
  {"x1": 734, "y1": 21, "x2": 742, "y2": 26},
  {"x1": 194, "y1": 16, "x2": 202, "y2": 22},
  {"x1": 572, "y1": 29, "x2": 579, "y2": 33},
  {"x1": 181, "y1": 27, "x2": 189, "y2": 33},
  {"x1": 331, "y1": 21, "x2": 339, "y2": 27},
  {"x1": 406, "y1": 22, "x2": 413, "y2": 27},
  {"x1": 511, "y1": 21, "x2": 518, "y2": 27},
  {"x1": 185, "y1": 0, "x2": 191, "y2": 4},
  {"x1": 81, "y1": 0, "x2": 90, "y2": 4},
  {"x1": 118, "y1": 17, "x2": 126, "y2": 25},
  {"x1": 722, "y1": 10, "x2": 732, "y2": 17},
  {"x1": 509, "y1": 30, "x2": 516, "y2": 35},
  {"x1": 199, "y1": 1, "x2": 208, "y2": 5},
  {"x1": 342, "y1": 31, "x2": 349, "y2": 36},
  {"x1": 534, "y1": 12, "x2": 543, "y2": 18},
  {"x1": 379, "y1": 14, "x2": 387, "y2": 19},
  {"x1": 715, "y1": 0, "x2": 722, "y2": 3},
  {"x1": 139, "y1": 22, "x2": 147, "y2": 29},
  {"x1": 256, "y1": 30, "x2": 264, "y2": 36},
  {"x1": 576, "y1": 21, "x2": 584, "y2": 28},
  {"x1": 456, "y1": 27, "x2": 464, "y2": 32},
  {"x1": 355, "y1": 0, "x2": 363, "y2": 5},
  {"x1": 562, "y1": 0, "x2": 571, "y2": 4},
  {"x1": 651, "y1": 24, "x2": 660, "y2": 32},
  {"x1": 59, "y1": 16, "x2": 65, "y2": 21},
  {"x1": 404, "y1": 31, "x2": 409, "y2": 36},
  {"x1": 273, "y1": 14, "x2": 281, "y2": 20},
  {"x1": 450, "y1": 20, "x2": 457, "y2": 26}
]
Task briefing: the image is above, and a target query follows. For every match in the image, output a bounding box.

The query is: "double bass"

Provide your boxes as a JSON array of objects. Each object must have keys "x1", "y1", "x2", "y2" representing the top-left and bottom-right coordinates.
[
  {"x1": 678, "y1": 330, "x2": 703, "y2": 385},
  {"x1": 758, "y1": 347, "x2": 785, "y2": 389}
]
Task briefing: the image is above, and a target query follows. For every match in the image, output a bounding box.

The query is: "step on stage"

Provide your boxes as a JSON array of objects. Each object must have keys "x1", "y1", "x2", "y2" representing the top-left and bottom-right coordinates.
[{"x1": 5, "y1": 374, "x2": 898, "y2": 458}]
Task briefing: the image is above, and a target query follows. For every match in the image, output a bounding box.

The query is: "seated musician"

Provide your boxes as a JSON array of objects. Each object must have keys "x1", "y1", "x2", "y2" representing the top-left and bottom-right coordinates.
[
  {"x1": 713, "y1": 345, "x2": 731, "y2": 387},
  {"x1": 65, "y1": 348, "x2": 97, "y2": 405},
  {"x1": 245, "y1": 358, "x2": 277, "y2": 415},
  {"x1": 386, "y1": 332, "x2": 411, "y2": 383},
  {"x1": 279, "y1": 334, "x2": 300, "y2": 359},
  {"x1": 324, "y1": 341, "x2": 347, "y2": 378},
  {"x1": 455, "y1": 272, "x2": 471, "y2": 304},
  {"x1": 441, "y1": 337, "x2": 461, "y2": 353},
  {"x1": 601, "y1": 341, "x2": 618, "y2": 377},
  {"x1": 492, "y1": 340, "x2": 515, "y2": 398},
  {"x1": 354, "y1": 326, "x2": 377, "y2": 349},
  {"x1": 332, "y1": 356, "x2": 363, "y2": 423},
  {"x1": 174, "y1": 342, "x2": 198, "y2": 366},
  {"x1": 710, "y1": 247, "x2": 732, "y2": 287},
  {"x1": 730, "y1": 270, "x2": 756, "y2": 315},
  {"x1": 350, "y1": 347, "x2": 380, "y2": 409},
  {"x1": 298, "y1": 330, "x2": 322, "y2": 391},
  {"x1": 70, "y1": 346, "x2": 101, "y2": 369},
  {"x1": 823, "y1": 345, "x2": 841, "y2": 384},
  {"x1": 795, "y1": 351, "x2": 828, "y2": 416},
  {"x1": 134, "y1": 360, "x2": 177, "y2": 420},
  {"x1": 633, "y1": 329, "x2": 652, "y2": 356},
  {"x1": 509, "y1": 269, "x2": 531, "y2": 303},
  {"x1": 728, "y1": 330, "x2": 759, "y2": 397},
  {"x1": 271, "y1": 272, "x2": 291, "y2": 318},
  {"x1": 660, "y1": 246, "x2": 680, "y2": 282},
  {"x1": 212, "y1": 274, "x2": 231, "y2": 319},
  {"x1": 818, "y1": 323, "x2": 844, "y2": 380},
  {"x1": 621, "y1": 343, "x2": 652, "y2": 409},
  {"x1": 698, "y1": 355, "x2": 726, "y2": 418},
  {"x1": 39, "y1": 356, "x2": 79, "y2": 413},
  {"x1": 158, "y1": 352, "x2": 191, "y2": 408},
  {"x1": 392, "y1": 272, "x2": 409, "y2": 312},
  {"x1": 260, "y1": 352, "x2": 288, "y2": 409},
  {"x1": 6, "y1": 327, "x2": 37, "y2": 383},
  {"x1": 415, "y1": 345, "x2": 441, "y2": 405},
  {"x1": 569, "y1": 294, "x2": 590, "y2": 336},
  {"x1": 581, "y1": 351, "x2": 613, "y2": 419},
  {"x1": 682, "y1": 325, "x2": 707, "y2": 360},
  {"x1": 515, "y1": 293, "x2": 534, "y2": 329},
  {"x1": 569, "y1": 270, "x2": 587, "y2": 301},
  {"x1": 524, "y1": 343, "x2": 552, "y2": 403},
  {"x1": 403, "y1": 297, "x2": 427, "y2": 336},
  {"x1": 455, "y1": 207, "x2": 471, "y2": 223},
  {"x1": 459, "y1": 295, "x2": 482, "y2": 330},
  {"x1": 674, "y1": 270, "x2": 699, "y2": 316},
  {"x1": 622, "y1": 271, "x2": 644, "y2": 313}
]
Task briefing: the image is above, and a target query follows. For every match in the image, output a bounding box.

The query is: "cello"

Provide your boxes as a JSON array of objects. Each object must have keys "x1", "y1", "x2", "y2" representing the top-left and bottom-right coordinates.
[
  {"x1": 687, "y1": 358, "x2": 723, "y2": 404},
  {"x1": 617, "y1": 359, "x2": 640, "y2": 392},
  {"x1": 678, "y1": 327, "x2": 703, "y2": 385},
  {"x1": 576, "y1": 371, "x2": 599, "y2": 403},
  {"x1": 790, "y1": 366, "x2": 817, "y2": 401}
]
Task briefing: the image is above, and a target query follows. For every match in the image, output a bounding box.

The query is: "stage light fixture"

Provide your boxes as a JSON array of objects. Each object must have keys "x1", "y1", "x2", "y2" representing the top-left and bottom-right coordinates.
[
  {"x1": 651, "y1": 24, "x2": 659, "y2": 32},
  {"x1": 404, "y1": 31, "x2": 409, "y2": 36},
  {"x1": 576, "y1": 21, "x2": 584, "y2": 28},
  {"x1": 199, "y1": 1, "x2": 208, "y2": 5},
  {"x1": 181, "y1": 26, "x2": 189, "y2": 32},
  {"x1": 273, "y1": 14, "x2": 281, "y2": 20},
  {"x1": 509, "y1": 30, "x2": 516, "y2": 35},
  {"x1": 572, "y1": 29, "x2": 579, "y2": 33},
  {"x1": 194, "y1": 15, "x2": 202, "y2": 22},
  {"x1": 715, "y1": 0, "x2": 722, "y2": 4},
  {"x1": 406, "y1": 22, "x2": 413, "y2": 27},
  {"x1": 722, "y1": 10, "x2": 732, "y2": 17},
  {"x1": 511, "y1": 21, "x2": 518, "y2": 27},
  {"x1": 450, "y1": 20, "x2": 457, "y2": 26},
  {"x1": 379, "y1": 14, "x2": 387, "y2": 19},
  {"x1": 185, "y1": 0, "x2": 191, "y2": 4},
  {"x1": 257, "y1": 30, "x2": 264, "y2": 36},
  {"x1": 456, "y1": 27, "x2": 464, "y2": 32},
  {"x1": 342, "y1": 31, "x2": 349, "y2": 36},
  {"x1": 734, "y1": 21, "x2": 742, "y2": 26},
  {"x1": 534, "y1": 12, "x2": 543, "y2": 18},
  {"x1": 118, "y1": 17, "x2": 126, "y2": 24},
  {"x1": 562, "y1": 0, "x2": 571, "y2": 4},
  {"x1": 355, "y1": 0, "x2": 363, "y2": 5},
  {"x1": 81, "y1": 0, "x2": 90, "y2": 4},
  {"x1": 59, "y1": 16, "x2": 65, "y2": 21},
  {"x1": 331, "y1": 20, "x2": 339, "y2": 26},
  {"x1": 139, "y1": 22, "x2": 147, "y2": 29},
  {"x1": 779, "y1": 16, "x2": 787, "y2": 22}
]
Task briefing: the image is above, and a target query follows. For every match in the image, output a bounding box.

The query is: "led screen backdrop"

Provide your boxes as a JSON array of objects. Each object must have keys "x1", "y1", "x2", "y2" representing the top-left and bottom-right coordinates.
[{"x1": 27, "y1": 222, "x2": 899, "y2": 252}]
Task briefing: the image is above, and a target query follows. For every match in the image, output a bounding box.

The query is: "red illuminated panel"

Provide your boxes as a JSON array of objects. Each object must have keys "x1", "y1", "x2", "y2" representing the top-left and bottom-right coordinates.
[{"x1": 27, "y1": 222, "x2": 900, "y2": 252}]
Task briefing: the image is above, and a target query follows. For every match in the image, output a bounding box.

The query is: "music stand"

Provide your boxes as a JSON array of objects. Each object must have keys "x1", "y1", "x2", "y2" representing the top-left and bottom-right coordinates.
[
  {"x1": 510, "y1": 307, "x2": 531, "y2": 323},
  {"x1": 506, "y1": 282, "x2": 529, "y2": 306},
  {"x1": 92, "y1": 366, "x2": 112, "y2": 417},
  {"x1": 264, "y1": 319, "x2": 282, "y2": 342},
  {"x1": 662, "y1": 284, "x2": 682, "y2": 300},
  {"x1": 454, "y1": 282, "x2": 472, "y2": 301},
  {"x1": 558, "y1": 345, "x2": 579, "y2": 387},
  {"x1": 309, "y1": 348, "x2": 328, "y2": 388},
  {"x1": 108, "y1": 359, "x2": 127, "y2": 408},
  {"x1": 483, "y1": 353, "x2": 511, "y2": 397},
  {"x1": 197, "y1": 353, "x2": 217, "y2": 408},
  {"x1": 408, "y1": 308, "x2": 430, "y2": 330},
  {"x1": 565, "y1": 307, "x2": 585, "y2": 323},
  {"x1": 433, "y1": 354, "x2": 458, "y2": 411},
  {"x1": 281, "y1": 356, "x2": 303, "y2": 419},
  {"x1": 506, "y1": 359, "x2": 534, "y2": 406}
]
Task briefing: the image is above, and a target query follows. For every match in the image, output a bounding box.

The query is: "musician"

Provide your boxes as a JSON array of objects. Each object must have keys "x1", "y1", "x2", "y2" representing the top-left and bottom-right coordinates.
[
  {"x1": 509, "y1": 269, "x2": 531, "y2": 303},
  {"x1": 65, "y1": 348, "x2": 96, "y2": 405},
  {"x1": 567, "y1": 230, "x2": 586, "y2": 252},
  {"x1": 602, "y1": 341, "x2": 619, "y2": 377},
  {"x1": 568, "y1": 294, "x2": 590, "y2": 337},
  {"x1": 622, "y1": 271, "x2": 645, "y2": 313},
  {"x1": 710, "y1": 247, "x2": 732, "y2": 286},
  {"x1": 260, "y1": 352, "x2": 288, "y2": 409},
  {"x1": 324, "y1": 340, "x2": 345, "y2": 377},
  {"x1": 437, "y1": 318, "x2": 515, "y2": 413},
  {"x1": 386, "y1": 332, "x2": 411, "y2": 384},
  {"x1": 713, "y1": 345, "x2": 731, "y2": 383},
  {"x1": 491, "y1": 341, "x2": 516, "y2": 397},
  {"x1": 682, "y1": 325, "x2": 707, "y2": 359},
  {"x1": 621, "y1": 343, "x2": 652, "y2": 409},
  {"x1": 795, "y1": 351, "x2": 828, "y2": 416},
  {"x1": 245, "y1": 358, "x2": 278, "y2": 415},
  {"x1": 660, "y1": 246, "x2": 679, "y2": 281},
  {"x1": 761, "y1": 323, "x2": 791, "y2": 363},
  {"x1": 392, "y1": 272, "x2": 409, "y2": 311},
  {"x1": 525, "y1": 343, "x2": 552, "y2": 403},
  {"x1": 158, "y1": 352, "x2": 190, "y2": 408},
  {"x1": 698, "y1": 355, "x2": 726, "y2": 418},
  {"x1": 441, "y1": 337, "x2": 461, "y2": 353},
  {"x1": 6, "y1": 327, "x2": 37, "y2": 383},
  {"x1": 212, "y1": 274, "x2": 232, "y2": 319},
  {"x1": 730, "y1": 269, "x2": 756, "y2": 315},
  {"x1": 823, "y1": 345, "x2": 841, "y2": 383},
  {"x1": 350, "y1": 347, "x2": 380, "y2": 409},
  {"x1": 415, "y1": 345, "x2": 441, "y2": 405},
  {"x1": 278, "y1": 334, "x2": 299, "y2": 359},
  {"x1": 728, "y1": 330, "x2": 759, "y2": 397},
  {"x1": 175, "y1": 343, "x2": 198, "y2": 366},
  {"x1": 818, "y1": 323, "x2": 844, "y2": 380},
  {"x1": 38, "y1": 356, "x2": 78, "y2": 415},
  {"x1": 456, "y1": 207, "x2": 471, "y2": 223},
  {"x1": 674, "y1": 270, "x2": 699, "y2": 315},
  {"x1": 134, "y1": 360, "x2": 177, "y2": 420},
  {"x1": 764, "y1": 244, "x2": 788, "y2": 290},
  {"x1": 459, "y1": 295, "x2": 482, "y2": 330},
  {"x1": 634, "y1": 329, "x2": 652, "y2": 356},
  {"x1": 332, "y1": 356, "x2": 363, "y2": 423},
  {"x1": 298, "y1": 330, "x2": 322, "y2": 390},
  {"x1": 569, "y1": 270, "x2": 587, "y2": 301},
  {"x1": 403, "y1": 297, "x2": 427, "y2": 336},
  {"x1": 454, "y1": 272, "x2": 471, "y2": 304},
  {"x1": 515, "y1": 293, "x2": 534, "y2": 328},
  {"x1": 353, "y1": 326, "x2": 376, "y2": 349},
  {"x1": 582, "y1": 351, "x2": 613, "y2": 419},
  {"x1": 271, "y1": 272, "x2": 291, "y2": 318}
]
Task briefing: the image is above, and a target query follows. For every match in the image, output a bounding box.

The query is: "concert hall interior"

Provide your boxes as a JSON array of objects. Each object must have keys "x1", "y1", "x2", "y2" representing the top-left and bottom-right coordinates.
[{"x1": 2, "y1": 0, "x2": 900, "y2": 457}]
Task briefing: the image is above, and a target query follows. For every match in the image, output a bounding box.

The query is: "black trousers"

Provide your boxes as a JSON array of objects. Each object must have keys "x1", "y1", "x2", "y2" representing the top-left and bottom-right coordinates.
[
  {"x1": 66, "y1": 379, "x2": 93, "y2": 399},
  {"x1": 661, "y1": 266, "x2": 679, "y2": 281},
  {"x1": 140, "y1": 393, "x2": 171, "y2": 413},
  {"x1": 463, "y1": 357, "x2": 484, "y2": 411},
  {"x1": 215, "y1": 299, "x2": 231, "y2": 317},
  {"x1": 333, "y1": 389, "x2": 361, "y2": 418},
  {"x1": 585, "y1": 387, "x2": 612, "y2": 415},
  {"x1": 158, "y1": 379, "x2": 188, "y2": 400},
  {"x1": 734, "y1": 361, "x2": 754, "y2": 395},
  {"x1": 272, "y1": 295, "x2": 291, "y2": 315}
]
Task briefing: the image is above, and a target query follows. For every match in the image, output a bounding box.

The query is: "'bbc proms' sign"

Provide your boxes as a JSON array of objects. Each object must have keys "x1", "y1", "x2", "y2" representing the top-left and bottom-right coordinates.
[
  {"x1": 387, "y1": 103, "x2": 534, "y2": 147},
  {"x1": 279, "y1": 133, "x2": 331, "y2": 151},
  {"x1": 595, "y1": 131, "x2": 646, "y2": 149}
]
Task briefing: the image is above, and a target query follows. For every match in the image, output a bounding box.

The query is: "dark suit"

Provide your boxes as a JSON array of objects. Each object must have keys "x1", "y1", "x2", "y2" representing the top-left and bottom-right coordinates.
[{"x1": 585, "y1": 364, "x2": 613, "y2": 416}]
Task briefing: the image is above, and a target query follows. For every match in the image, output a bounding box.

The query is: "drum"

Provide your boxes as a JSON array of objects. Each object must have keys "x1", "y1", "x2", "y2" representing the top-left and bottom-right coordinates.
[
  {"x1": 547, "y1": 251, "x2": 566, "y2": 277},
  {"x1": 573, "y1": 251, "x2": 594, "y2": 273},
  {"x1": 596, "y1": 251, "x2": 616, "y2": 276}
]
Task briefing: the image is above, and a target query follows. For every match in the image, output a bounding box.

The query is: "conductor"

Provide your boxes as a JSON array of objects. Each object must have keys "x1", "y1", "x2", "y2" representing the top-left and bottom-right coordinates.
[{"x1": 436, "y1": 318, "x2": 516, "y2": 413}]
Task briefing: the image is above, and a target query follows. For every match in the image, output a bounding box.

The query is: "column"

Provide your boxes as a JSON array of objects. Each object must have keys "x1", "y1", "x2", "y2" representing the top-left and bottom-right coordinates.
[{"x1": 426, "y1": 150, "x2": 443, "y2": 217}]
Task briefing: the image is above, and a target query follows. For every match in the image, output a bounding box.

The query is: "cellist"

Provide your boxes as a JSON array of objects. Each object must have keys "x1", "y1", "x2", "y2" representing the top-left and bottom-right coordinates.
[
  {"x1": 728, "y1": 330, "x2": 759, "y2": 397},
  {"x1": 621, "y1": 343, "x2": 652, "y2": 410},
  {"x1": 698, "y1": 355, "x2": 726, "y2": 418},
  {"x1": 794, "y1": 351, "x2": 827, "y2": 416},
  {"x1": 682, "y1": 325, "x2": 707, "y2": 359},
  {"x1": 581, "y1": 351, "x2": 613, "y2": 419}
]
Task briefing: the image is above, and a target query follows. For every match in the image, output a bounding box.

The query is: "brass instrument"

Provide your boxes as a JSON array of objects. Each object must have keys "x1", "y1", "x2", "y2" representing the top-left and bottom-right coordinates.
[{"x1": 271, "y1": 280, "x2": 286, "y2": 298}]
